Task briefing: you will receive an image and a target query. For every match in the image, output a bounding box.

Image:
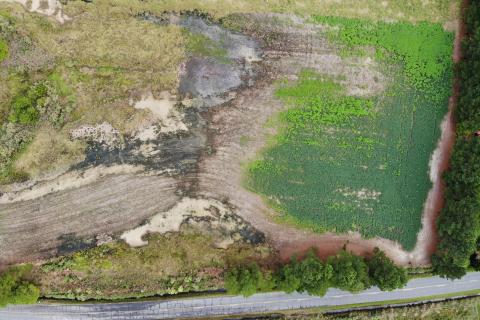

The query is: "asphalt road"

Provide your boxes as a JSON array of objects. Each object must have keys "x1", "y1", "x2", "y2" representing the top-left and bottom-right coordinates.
[{"x1": 1, "y1": 272, "x2": 480, "y2": 320}]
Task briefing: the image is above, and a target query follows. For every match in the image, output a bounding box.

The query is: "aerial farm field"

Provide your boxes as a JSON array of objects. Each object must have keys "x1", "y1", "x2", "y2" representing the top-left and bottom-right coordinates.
[
  {"x1": 0, "y1": 0, "x2": 469, "y2": 307},
  {"x1": 248, "y1": 18, "x2": 453, "y2": 249}
]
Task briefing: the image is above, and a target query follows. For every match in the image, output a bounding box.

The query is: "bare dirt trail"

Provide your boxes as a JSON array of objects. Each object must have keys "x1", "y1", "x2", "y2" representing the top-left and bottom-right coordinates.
[
  {"x1": 0, "y1": 173, "x2": 179, "y2": 265},
  {"x1": 409, "y1": 0, "x2": 466, "y2": 264}
]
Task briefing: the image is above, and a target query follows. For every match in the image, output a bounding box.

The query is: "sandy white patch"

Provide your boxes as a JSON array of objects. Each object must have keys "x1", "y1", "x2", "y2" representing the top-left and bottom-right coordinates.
[
  {"x1": 132, "y1": 91, "x2": 188, "y2": 141},
  {"x1": 70, "y1": 122, "x2": 121, "y2": 148},
  {"x1": 3, "y1": 0, "x2": 71, "y2": 24},
  {"x1": 236, "y1": 45, "x2": 262, "y2": 63},
  {"x1": 0, "y1": 164, "x2": 143, "y2": 203},
  {"x1": 121, "y1": 197, "x2": 231, "y2": 247}
]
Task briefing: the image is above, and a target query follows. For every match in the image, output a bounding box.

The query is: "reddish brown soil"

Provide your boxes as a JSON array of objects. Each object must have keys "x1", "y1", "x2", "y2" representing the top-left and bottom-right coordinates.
[{"x1": 411, "y1": 0, "x2": 467, "y2": 262}]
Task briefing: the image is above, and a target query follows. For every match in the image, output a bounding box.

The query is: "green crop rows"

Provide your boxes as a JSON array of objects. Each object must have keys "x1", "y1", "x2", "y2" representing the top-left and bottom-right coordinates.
[{"x1": 247, "y1": 18, "x2": 453, "y2": 250}]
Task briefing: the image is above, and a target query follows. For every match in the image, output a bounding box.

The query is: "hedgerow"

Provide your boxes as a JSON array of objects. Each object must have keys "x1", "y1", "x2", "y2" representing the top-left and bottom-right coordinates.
[
  {"x1": 225, "y1": 248, "x2": 406, "y2": 297},
  {"x1": 432, "y1": 1, "x2": 480, "y2": 279}
]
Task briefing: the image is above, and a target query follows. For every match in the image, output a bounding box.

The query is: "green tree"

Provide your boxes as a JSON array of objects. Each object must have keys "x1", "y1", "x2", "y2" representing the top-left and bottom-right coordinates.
[
  {"x1": 276, "y1": 258, "x2": 301, "y2": 293},
  {"x1": 367, "y1": 248, "x2": 407, "y2": 291},
  {"x1": 296, "y1": 250, "x2": 333, "y2": 296},
  {"x1": 0, "y1": 265, "x2": 40, "y2": 307},
  {"x1": 276, "y1": 250, "x2": 333, "y2": 296},
  {"x1": 432, "y1": 0, "x2": 480, "y2": 280},
  {"x1": 329, "y1": 250, "x2": 370, "y2": 292},
  {"x1": 224, "y1": 262, "x2": 275, "y2": 297}
]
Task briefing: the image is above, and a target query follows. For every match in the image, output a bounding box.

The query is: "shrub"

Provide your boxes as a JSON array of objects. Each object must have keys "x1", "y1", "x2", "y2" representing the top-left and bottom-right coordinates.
[
  {"x1": 8, "y1": 82, "x2": 47, "y2": 125},
  {"x1": 0, "y1": 265, "x2": 40, "y2": 307},
  {"x1": 367, "y1": 248, "x2": 407, "y2": 291},
  {"x1": 329, "y1": 250, "x2": 371, "y2": 293},
  {"x1": 224, "y1": 262, "x2": 275, "y2": 297}
]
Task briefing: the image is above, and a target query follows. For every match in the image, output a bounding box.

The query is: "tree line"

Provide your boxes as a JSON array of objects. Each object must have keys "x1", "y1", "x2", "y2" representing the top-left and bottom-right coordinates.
[
  {"x1": 225, "y1": 248, "x2": 407, "y2": 297},
  {"x1": 432, "y1": 0, "x2": 480, "y2": 279}
]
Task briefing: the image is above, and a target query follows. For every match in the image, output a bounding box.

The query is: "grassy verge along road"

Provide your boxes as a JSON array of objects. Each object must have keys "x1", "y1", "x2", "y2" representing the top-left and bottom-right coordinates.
[{"x1": 1, "y1": 272, "x2": 480, "y2": 320}]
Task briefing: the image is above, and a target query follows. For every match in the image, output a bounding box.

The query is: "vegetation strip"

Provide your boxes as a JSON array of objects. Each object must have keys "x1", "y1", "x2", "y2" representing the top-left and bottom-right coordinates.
[
  {"x1": 432, "y1": 0, "x2": 480, "y2": 279},
  {"x1": 225, "y1": 248, "x2": 406, "y2": 297}
]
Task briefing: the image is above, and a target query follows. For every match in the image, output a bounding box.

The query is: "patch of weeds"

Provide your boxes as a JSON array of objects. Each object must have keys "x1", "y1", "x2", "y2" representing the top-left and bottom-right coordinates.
[
  {"x1": 41, "y1": 256, "x2": 75, "y2": 272},
  {"x1": 313, "y1": 16, "x2": 454, "y2": 94},
  {"x1": 8, "y1": 82, "x2": 46, "y2": 124},
  {"x1": 35, "y1": 233, "x2": 271, "y2": 300},
  {"x1": 0, "y1": 39, "x2": 7, "y2": 62},
  {"x1": 185, "y1": 31, "x2": 229, "y2": 62},
  {"x1": 0, "y1": 123, "x2": 32, "y2": 184}
]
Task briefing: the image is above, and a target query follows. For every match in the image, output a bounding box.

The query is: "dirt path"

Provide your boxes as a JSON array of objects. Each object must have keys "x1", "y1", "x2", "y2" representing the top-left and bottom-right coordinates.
[{"x1": 0, "y1": 173, "x2": 179, "y2": 265}]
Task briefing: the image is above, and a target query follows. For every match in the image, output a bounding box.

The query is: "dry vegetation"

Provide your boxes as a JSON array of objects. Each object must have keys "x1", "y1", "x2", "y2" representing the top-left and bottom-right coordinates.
[
  {"x1": 62, "y1": 0, "x2": 456, "y2": 24},
  {"x1": 35, "y1": 232, "x2": 272, "y2": 300},
  {"x1": 13, "y1": 125, "x2": 84, "y2": 178},
  {"x1": 280, "y1": 296, "x2": 480, "y2": 320}
]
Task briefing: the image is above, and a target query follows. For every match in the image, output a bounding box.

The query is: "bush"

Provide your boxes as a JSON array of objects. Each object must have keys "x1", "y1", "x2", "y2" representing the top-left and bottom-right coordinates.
[
  {"x1": 224, "y1": 262, "x2": 275, "y2": 297},
  {"x1": 0, "y1": 265, "x2": 40, "y2": 307},
  {"x1": 367, "y1": 248, "x2": 407, "y2": 291},
  {"x1": 329, "y1": 250, "x2": 370, "y2": 293},
  {"x1": 276, "y1": 249, "x2": 333, "y2": 296},
  {"x1": 8, "y1": 82, "x2": 47, "y2": 125}
]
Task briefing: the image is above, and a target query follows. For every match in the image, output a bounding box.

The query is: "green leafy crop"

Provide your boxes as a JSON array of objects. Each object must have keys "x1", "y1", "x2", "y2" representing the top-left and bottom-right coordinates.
[
  {"x1": 313, "y1": 16, "x2": 454, "y2": 91},
  {"x1": 247, "y1": 18, "x2": 453, "y2": 249}
]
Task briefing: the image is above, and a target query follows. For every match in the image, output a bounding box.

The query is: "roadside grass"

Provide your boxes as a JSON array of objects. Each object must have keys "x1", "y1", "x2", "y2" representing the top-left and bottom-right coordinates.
[
  {"x1": 210, "y1": 291, "x2": 480, "y2": 320},
  {"x1": 34, "y1": 232, "x2": 272, "y2": 301},
  {"x1": 246, "y1": 19, "x2": 453, "y2": 249}
]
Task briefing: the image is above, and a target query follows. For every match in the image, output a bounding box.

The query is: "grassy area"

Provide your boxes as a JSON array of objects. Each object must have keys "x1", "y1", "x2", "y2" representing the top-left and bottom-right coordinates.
[
  {"x1": 0, "y1": 0, "x2": 458, "y2": 183},
  {"x1": 0, "y1": 2, "x2": 187, "y2": 182},
  {"x1": 279, "y1": 292, "x2": 480, "y2": 319},
  {"x1": 210, "y1": 291, "x2": 480, "y2": 320},
  {"x1": 33, "y1": 232, "x2": 272, "y2": 301},
  {"x1": 0, "y1": 38, "x2": 7, "y2": 62},
  {"x1": 63, "y1": 0, "x2": 458, "y2": 24},
  {"x1": 247, "y1": 19, "x2": 453, "y2": 249}
]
